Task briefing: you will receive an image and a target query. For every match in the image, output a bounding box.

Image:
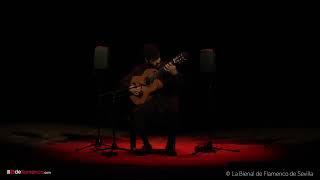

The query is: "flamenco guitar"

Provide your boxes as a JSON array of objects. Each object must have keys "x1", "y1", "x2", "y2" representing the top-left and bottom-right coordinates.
[{"x1": 129, "y1": 52, "x2": 188, "y2": 105}]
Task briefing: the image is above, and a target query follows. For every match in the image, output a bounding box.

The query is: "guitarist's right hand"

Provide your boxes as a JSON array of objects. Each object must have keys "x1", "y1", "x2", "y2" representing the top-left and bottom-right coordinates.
[{"x1": 129, "y1": 84, "x2": 142, "y2": 96}]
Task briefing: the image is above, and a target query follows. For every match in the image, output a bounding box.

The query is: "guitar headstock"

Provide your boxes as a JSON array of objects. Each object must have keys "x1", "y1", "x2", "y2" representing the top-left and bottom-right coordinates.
[{"x1": 172, "y1": 52, "x2": 189, "y2": 65}]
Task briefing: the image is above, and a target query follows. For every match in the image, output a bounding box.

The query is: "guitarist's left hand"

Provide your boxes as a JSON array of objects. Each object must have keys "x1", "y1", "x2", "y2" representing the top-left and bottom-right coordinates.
[{"x1": 164, "y1": 62, "x2": 178, "y2": 76}]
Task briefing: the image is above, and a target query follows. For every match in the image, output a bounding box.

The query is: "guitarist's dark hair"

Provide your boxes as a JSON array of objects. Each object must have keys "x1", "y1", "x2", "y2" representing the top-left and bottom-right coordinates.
[{"x1": 143, "y1": 43, "x2": 160, "y2": 62}]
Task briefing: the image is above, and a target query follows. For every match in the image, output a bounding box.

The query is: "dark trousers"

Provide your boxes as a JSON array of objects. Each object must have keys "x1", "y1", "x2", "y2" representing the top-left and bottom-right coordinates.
[
  {"x1": 129, "y1": 115, "x2": 177, "y2": 150},
  {"x1": 129, "y1": 98, "x2": 178, "y2": 150}
]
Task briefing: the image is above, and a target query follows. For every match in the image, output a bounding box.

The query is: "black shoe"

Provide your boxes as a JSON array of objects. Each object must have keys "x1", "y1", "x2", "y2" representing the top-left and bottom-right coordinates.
[
  {"x1": 165, "y1": 148, "x2": 177, "y2": 156},
  {"x1": 130, "y1": 147, "x2": 137, "y2": 152},
  {"x1": 130, "y1": 147, "x2": 148, "y2": 156},
  {"x1": 141, "y1": 144, "x2": 152, "y2": 154},
  {"x1": 131, "y1": 149, "x2": 146, "y2": 156}
]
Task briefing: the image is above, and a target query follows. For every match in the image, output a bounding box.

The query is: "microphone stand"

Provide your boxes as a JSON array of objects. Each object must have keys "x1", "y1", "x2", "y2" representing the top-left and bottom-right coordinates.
[
  {"x1": 75, "y1": 80, "x2": 132, "y2": 153},
  {"x1": 192, "y1": 78, "x2": 240, "y2": 155},
  {"x1": 93, "y1": 88, "x2": 131, "y2": 157},
  {"x1": 75, "y1": 88, "x2": 112, "y2": 152}
]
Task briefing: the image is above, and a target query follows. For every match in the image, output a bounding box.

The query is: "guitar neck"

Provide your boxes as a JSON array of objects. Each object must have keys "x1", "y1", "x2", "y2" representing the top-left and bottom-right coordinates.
[{"x1": 149, "y1": 52, "x2": 187, "y2": 81}]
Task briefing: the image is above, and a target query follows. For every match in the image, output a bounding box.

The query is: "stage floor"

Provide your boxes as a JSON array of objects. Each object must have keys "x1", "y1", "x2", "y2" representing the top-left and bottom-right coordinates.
[{"x1": 1, "y1": 122, "x2": 320, "y2": 177}]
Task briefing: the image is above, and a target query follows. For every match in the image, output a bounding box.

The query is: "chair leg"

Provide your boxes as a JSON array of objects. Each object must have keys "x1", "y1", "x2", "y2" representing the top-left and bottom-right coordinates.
[{"x1": 130, "y1": 130, "x2": 136, "y2": 151}]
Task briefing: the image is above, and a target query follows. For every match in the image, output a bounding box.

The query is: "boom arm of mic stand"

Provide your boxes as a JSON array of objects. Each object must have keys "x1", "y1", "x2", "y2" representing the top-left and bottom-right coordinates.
[{"x1": 98, "y1": 85, "x2": 139, "y2": 98}]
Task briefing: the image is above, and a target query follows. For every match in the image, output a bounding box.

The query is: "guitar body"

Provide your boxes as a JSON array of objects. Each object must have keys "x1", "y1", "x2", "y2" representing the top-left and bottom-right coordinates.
[
  {"x1": 129, "y1": 68, "x2": 163, "y2": 105},
  {"x1": 128, "y1": 52, "x2": 188, "y2": 105}
]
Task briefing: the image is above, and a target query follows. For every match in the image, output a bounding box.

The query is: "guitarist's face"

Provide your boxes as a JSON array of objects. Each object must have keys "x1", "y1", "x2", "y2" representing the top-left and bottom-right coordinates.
[{"x1": 149, "y1": 57, "x2": 161, "y2": 68}]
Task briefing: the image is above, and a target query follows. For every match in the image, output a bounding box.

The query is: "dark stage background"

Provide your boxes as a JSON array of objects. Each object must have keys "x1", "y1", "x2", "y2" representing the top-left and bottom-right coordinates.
[
  {"x1": 1, "y1": 23, "x2": 316, "y2": 130},
  {"x1": 1, "y1": 28, "x2": 217, "y2": 132}
]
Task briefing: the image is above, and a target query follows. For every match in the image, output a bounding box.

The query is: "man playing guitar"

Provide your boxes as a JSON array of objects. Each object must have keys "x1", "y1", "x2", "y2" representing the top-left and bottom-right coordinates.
[{"x1": 121, "y1": 43, "x2": 184, "y2": 156}]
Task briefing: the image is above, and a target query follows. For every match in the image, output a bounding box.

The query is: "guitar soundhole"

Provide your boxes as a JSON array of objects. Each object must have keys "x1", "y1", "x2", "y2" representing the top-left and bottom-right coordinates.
[{"x1": 145, "y1": 77, "x2": 152, "y2": 85}]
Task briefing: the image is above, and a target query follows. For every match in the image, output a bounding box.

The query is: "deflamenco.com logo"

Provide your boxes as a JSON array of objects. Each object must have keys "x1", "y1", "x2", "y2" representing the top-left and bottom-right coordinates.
[{"x1": 6, "y1": 169, "x2": 51, "y2": 175}]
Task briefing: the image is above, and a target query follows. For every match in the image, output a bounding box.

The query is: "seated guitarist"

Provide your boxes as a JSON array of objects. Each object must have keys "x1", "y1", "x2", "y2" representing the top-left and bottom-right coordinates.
[{"x1": 120, "y1": 43, "x2": 183, "y2": 156}]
